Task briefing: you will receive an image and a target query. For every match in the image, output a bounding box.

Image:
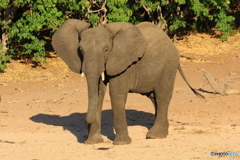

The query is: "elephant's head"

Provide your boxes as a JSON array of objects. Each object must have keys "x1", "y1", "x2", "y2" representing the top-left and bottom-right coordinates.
[{"x1": 52, "y1": 19, "x2": 148, "y2": 124}]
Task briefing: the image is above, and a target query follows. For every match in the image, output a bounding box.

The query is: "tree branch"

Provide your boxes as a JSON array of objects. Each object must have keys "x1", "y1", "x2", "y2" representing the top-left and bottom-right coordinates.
[{"x1": 202, "y1": 69, "x2": 240, "y2": 95}]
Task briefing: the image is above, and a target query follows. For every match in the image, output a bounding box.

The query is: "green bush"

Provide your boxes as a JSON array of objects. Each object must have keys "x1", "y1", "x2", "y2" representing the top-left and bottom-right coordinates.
[
  {"x1": 0, "y1": 0, "x2": 239, "y2": 71},
  {"x1": 0, "y1": 44, "x2": 11, "y2": 71}
]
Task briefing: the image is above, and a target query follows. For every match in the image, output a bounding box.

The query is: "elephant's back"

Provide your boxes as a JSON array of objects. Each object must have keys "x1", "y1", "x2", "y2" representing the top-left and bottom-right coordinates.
[
  {"x1": 136, "y1": 22, "x2": 179, "y2": 66},
  {"x1": 136, "y1": 22, "x2": 175, "y2": 52},
  {"x1": 130, "y1": 22, "x2": 180, "y2": 92}
]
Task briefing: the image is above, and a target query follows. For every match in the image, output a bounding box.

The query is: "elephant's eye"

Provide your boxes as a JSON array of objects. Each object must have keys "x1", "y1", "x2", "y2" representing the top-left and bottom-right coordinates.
[{"x1": 104, "y1": 48, "x2": 108, "y2": 52}]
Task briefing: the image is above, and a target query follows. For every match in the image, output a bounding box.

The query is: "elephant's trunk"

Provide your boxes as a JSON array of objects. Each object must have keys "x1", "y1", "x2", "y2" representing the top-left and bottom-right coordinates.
[
  {"x1": 85, "y1": 76, "x2": 99, "y2": 124},
  {"x1": 83, "y1": 53, "x2": 104, "y2": 124}
]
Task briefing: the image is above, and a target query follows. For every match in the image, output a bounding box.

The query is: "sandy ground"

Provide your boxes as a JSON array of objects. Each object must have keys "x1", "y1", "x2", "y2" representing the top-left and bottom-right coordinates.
[{"x1": 0, "y1": 33, "x2": 240, "y2": 160}]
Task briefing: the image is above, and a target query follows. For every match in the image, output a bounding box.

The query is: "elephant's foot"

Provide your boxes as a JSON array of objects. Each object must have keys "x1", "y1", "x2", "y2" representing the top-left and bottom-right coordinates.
[
  {"x1": 84, "y1": 134, "x2": 104, "y2": 144},
  {"x1": 146, "y1": 126, "x2": 168, "y2": 139},
  {"x1": 113, "y1": 134, "x2": 132, "y2": 145}
]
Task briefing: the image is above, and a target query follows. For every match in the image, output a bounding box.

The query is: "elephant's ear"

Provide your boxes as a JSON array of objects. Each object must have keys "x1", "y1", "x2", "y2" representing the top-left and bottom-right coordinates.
[
  {"x1": 104, "y1": 22, "x2": 148, "y2": 76},
  {"x1": 52, "y1": 19, "x2": 90, "y2": 73}
]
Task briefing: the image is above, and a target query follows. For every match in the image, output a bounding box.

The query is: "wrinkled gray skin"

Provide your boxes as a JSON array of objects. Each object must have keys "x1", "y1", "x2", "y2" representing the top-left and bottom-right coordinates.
[{"x1": 52, "y1": 20, "x2": 204, "y2": 145}]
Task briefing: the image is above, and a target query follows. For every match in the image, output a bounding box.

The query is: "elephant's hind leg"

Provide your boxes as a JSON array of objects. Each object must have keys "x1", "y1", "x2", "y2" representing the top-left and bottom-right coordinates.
[
  {"x1": 146, "y1": 70, "x2": 177, "y2": 139},
  {"x1": 84, "y1": 80, "x2": 106, "y2": 144}
]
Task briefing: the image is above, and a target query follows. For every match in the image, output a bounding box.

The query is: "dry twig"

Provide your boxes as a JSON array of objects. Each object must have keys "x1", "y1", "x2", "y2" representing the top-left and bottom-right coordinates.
[{"x1": 202, "y1": 69, "x2": 240, "y2": 95}]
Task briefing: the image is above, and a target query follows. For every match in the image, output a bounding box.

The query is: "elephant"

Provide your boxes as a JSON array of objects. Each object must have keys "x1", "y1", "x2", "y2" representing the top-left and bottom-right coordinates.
[{"x1": 52, "y1": 19, "x2": 204, "y2": 145}]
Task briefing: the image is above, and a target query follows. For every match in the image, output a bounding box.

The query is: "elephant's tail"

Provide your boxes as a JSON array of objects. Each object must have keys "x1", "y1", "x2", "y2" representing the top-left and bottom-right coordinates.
[{"x1": 178, "y1": 65, "x2": 205, "y2": 99}]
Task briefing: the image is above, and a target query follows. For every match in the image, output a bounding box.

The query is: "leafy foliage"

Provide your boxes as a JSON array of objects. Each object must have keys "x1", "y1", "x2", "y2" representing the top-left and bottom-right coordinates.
[
  {"x1": 0, "y1": 44, "x2": 11, "y2": 71},
  {"x1": 0, "y1": 0, "x2": 239, "y2": 71},
  {"x1": 107, "y1": 0, "x2": 132, "y2": 23}
]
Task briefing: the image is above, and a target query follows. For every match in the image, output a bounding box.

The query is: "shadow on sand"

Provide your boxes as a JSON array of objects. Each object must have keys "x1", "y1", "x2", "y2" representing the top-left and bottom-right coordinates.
[{"x1": 30, "y1": 109, "x2": 155, "y2": 143}]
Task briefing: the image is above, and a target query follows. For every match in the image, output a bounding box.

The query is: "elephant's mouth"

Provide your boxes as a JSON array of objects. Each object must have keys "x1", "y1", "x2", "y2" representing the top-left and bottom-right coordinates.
[{"x1": 81, "y1": 71, "x2": 105, "y2": 81}]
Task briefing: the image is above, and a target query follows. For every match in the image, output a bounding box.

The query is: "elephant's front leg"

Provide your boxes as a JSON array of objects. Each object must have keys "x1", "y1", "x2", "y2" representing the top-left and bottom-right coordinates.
[
  {"x1": 84, "y1": 80, "x2": 106, "y2": 144},
  {"x1": 109, "y1": 82, "x2": 131, "y2": 145}
]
